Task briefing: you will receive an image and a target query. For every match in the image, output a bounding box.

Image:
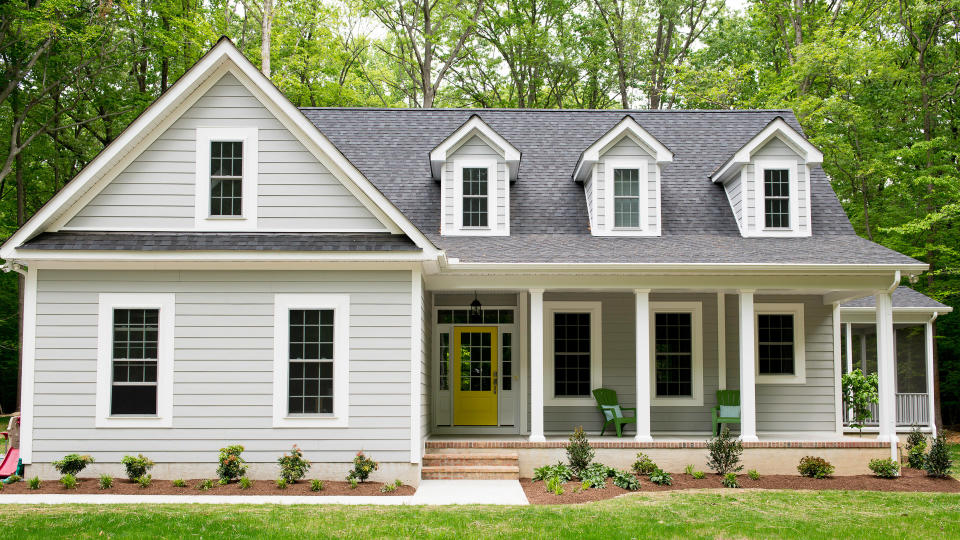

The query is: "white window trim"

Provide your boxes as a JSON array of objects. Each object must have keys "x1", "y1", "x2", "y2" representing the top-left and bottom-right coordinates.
[
  {"x1": 96, "y1": 293, "x2": 175, "y2": 428},
  {"x1": 195, "y1": 127, "x2": 258, "y2": 230},
  {"x1": 753, "y1": 159, "x2": 800, "y2": 236},
  {"x1": 594, "y1": 157, "x2": 659, "y2": 236},
  {"x1": 449, "y1": 157, "x2": 506, "y2": 236},
  {"x1": 755, "y1": 302, "x2": 806, "y2": 384},
  {"x1": 273, "y1": 293, "x2": 350, "y2": 427},
  {"x1": 543, "y1": 301, "x2": 602, "y2": 406},
  {"x1": 649, "y1": 301, "x2": 704, "y2": 407}
]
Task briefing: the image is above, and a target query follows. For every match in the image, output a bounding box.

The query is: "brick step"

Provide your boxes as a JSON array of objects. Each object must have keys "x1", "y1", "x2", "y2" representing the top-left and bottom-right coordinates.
[
  {"x1": 421, "y1": 465, "x2": 520, "y2": 480},
  {"x1": 423, "y1": 453, "x2": 519, "y2": 467}
]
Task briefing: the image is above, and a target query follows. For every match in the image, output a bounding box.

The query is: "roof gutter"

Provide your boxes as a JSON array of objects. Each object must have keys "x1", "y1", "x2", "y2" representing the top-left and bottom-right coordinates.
[{"x1": 441, "y1": 260, "x2": 928, "y2": 275}]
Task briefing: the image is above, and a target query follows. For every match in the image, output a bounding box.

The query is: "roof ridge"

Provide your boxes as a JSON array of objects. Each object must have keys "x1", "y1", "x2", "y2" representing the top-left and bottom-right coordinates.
[{"x1": 299, "y1": 107, "x2": 795, "y2": 113}]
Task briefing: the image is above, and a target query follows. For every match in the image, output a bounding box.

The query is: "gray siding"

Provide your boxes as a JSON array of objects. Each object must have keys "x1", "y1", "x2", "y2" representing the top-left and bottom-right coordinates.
[
  {"x1": 742, "y1": 137, "x2": 809, "y2": 235},
  {"x1": 727, "y1": 174, "x2": 743, "y2": 229},
  {"x1": 594, "y1": 136, "x2": 659, "y2": 234},
  {"x1": 441, "y1": 135, "x2": 509, "y2": 234},
  {"x1": 32, "y1": 269, "x2": 413, "y2": 463},
  {"x1": 66, "y1": 73, "x2": 385, "y2": 232},
  {"x1": 420, "y1": 281, "x2": 431, "y2": 451}
]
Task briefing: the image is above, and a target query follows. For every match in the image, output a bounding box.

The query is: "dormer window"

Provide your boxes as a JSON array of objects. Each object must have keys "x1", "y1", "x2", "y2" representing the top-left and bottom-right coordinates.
[
  {"x1": 195, "y1": 127, "x2": 258, "y2": 230},
  {"x1": 613, "y1": 167, "x2": 641, "y2": 228},
  {"x1": 462, "y1": 167, "x2": 489, "y2": 228},
  {"x1": 763, "y1": 168, "x2": 790, "y2": 228}
]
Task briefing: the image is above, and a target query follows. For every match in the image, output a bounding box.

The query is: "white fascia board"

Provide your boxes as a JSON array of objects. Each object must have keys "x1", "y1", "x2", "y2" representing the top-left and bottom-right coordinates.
[
  {"x1": 430, "y1": 115, "x2": 521, "y2": 181},
  {"x1": 0, "y1": 38, "x2": 440, "y2": 260},
  {"x1": 573, "y1": 116, "x2": 673, "y2": 182},
  {"x1": 440, "y1": 261, "x2": 928, "y2": 274},
  {"x1": 10, "y1": 249, "x2": 434, "y2": 263},
  {"x1": 711, "y1": 117, "x2": 824, "y2": 184},
  {"x1": 840, "y1": 306, "x2": 953, "y2": 314}
]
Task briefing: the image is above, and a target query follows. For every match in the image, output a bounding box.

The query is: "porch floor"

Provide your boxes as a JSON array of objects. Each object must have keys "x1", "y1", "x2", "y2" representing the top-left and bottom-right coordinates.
[{"x1": 425, "y1": 432, "x2": 890, "y2": 449}]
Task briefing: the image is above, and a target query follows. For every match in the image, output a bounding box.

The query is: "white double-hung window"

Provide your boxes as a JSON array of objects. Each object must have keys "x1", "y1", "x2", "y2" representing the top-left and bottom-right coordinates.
[
  {"x1": 195, "y1": 127, "x2": 258, "y2": 229},
  {"x1": 603, "y1": 157, "x2": 648, "y2": 233}
]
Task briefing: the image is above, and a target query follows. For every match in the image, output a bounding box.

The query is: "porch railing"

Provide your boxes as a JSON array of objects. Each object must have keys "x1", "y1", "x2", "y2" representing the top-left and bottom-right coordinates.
[{"x1": 842, "y1": 393, "x2": 930, "y2": 427}]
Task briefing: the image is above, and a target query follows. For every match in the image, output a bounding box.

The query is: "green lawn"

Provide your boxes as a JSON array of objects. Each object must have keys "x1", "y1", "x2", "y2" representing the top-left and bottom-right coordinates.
[
  {"x1": 0, "y1": 490, "x2": 958, "y2": 539},
  {"x1": 951, "y1": 443, "x2": 960, "y2": 479}
]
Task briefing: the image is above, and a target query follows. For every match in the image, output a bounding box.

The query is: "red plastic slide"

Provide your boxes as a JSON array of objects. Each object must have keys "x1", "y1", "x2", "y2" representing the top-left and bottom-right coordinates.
[{"x1": 0, "y1": 448, "x2": 19, "y2": 478}]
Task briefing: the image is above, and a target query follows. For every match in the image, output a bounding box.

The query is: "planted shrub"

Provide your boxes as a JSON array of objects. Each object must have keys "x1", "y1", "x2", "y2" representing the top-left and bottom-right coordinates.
[
  {"x1": 612, "y1": 469, "x2": 640, "y2": 491},
  {"x1": 347, "y1": 451, "x2": 378, "y2": 483},
  {"x1": 532, "y1": 463, "x2": 574, "y2": 483},
  {"x1": 546, "y1": 475, "x2": 565, "y2": 495},
  {"x1": 278, "y1": 445, "x2": 311, "y2": 484},
  {"x1": 380, "y1": 482, "x2": 397, "y2": 493},
  {"x1": 580, "y1": 463, "x2": 614, "y2": 489},
  {"x1": 216, "y1": 444, "x2": 247, "y2": 484},
  {"x1": 52, "y1": 454, "x2": 95, "y2": 476},
  {"x1": 925, "y1": 434, "x2": 953, "y2": 478},
  {"x1": 60, "y1": 474, "x2": 77, "y2": 490},
  {"x1": 747, "y1": 469, "x2": 760, "y2": 481},
  {"x1": 707, "y1": 426, "x2": 743, "y2": 475},
  {"x1": 196, "y1": 479, "x2": 213, "y2": 491},
  {"x1": 120, "y1": 454, "x2": 154, "y2": 481},
  {"x1": 28, "y1": 476, "x2": 41, "y2": 490},
  {"x1": 692, "y1": 471, "x2": 706, "y2": 480},
  {"x1": 393, "y1": 479, "x2": 403, "y2": 488},
  {"x1": 797, "y1": 456, "x2": 835, "y2": 479},
  {"x1": 348, "y1": 477, "x2": 358, "y2": 489},
  {"x1": 632, "y1": 452, "x2": 658, "y2": 476},
  {"x1": 842, "y1": 369, "x2": 879, "y2": 435},
  {"x1": 649, "y1": 468, "x2": 672, "y2": 486},
  {"x1": 98, "y1": 474, "x2": 113, "y2": 490},
  {"x1": 722, "y1": 472, "x2": 739, "y2": 488},
  {"x1": 276, "y1": 477, "x2": 288, "y2": 490},
  {"x1": 239, "y1": 477, "x2": 252, "y2": 490},
  {"x1": 868, "y1": 458, "x2": 900, "y2": 478},
  {"x1": 906, "y1": 427, "x2": 928, "y2": 469},
  {"x1": 565, "y1": 426, "x2": 595, "y2": 476},
  {"x1": 310, "y1": 479, "x2": 324, "y2": 492},
  {"x1": 172, "y1": 478, "x2": 186, "y2": 488},
  {"x1": 7, "y1": 475, "x2": 21, "y2": 483},
  {"x1": 136, "y1": 475, "x2": 152, "y2": 489},
  {"x1": 683, "y1": 464, "x2": 696, "y2": 476}
]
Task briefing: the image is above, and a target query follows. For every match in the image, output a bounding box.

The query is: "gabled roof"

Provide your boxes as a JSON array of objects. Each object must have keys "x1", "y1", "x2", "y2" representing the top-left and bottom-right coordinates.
[
  {"x1": 0, "y1": 38, "x2": 438, "y2": 260},
  {"x1": 20, "y1": 231, "x2": 420, "y2": 252},
  {"x1": 429, "y1": 115, "x2": 521, "y2": 180},
  {"x1": 842, "y1": 286, "x2": 953, "y2": 312},
  {"x1": 711, "y1": 117, "x2": 824, "y2": 183},
  {"x1": 572, "y1": 115, "x2": 673, "y2": 182}
]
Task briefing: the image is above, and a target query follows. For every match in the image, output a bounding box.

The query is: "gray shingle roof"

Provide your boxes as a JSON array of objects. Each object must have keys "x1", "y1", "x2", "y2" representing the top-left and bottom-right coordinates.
[
  {"x1": 301, "y1": 108, "x2": 919, "y2": 265},
  {"x1": 20, "y1": 232, "x2": 420, "y2": 252},
  {"x1": 842, "y1": 286, "x2": 951, "y2": 310}
]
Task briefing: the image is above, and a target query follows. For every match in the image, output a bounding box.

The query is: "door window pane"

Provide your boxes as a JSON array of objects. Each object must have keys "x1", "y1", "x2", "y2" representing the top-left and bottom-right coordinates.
[{"x1": 459, "y1": 332, "x2": 492, "y2": 392}]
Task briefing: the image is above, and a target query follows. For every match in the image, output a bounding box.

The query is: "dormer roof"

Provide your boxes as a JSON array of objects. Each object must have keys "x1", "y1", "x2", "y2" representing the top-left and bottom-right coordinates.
[
  {"x1": 710, "y1": 117, "x2": 823, "y2": 183},
  {"x1": 430, "y1": 115, "x2": 521, "y2": 181},
  {"x1": 572, "y1": 116, "x2": 673, "y2": 182}
]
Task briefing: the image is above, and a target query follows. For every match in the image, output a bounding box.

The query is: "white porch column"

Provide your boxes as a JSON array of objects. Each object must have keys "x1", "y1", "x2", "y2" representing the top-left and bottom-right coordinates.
[
  {"x1": 925, "y1": 316, "x2": 938, "y2": 437},
  {"x1": 634, "y1": 289, "x2": 652, "y2": 441},
  {"x1": 738, "y1": 290, "x2": 758, "y2": 442},
  {"x1": 845, "y1": 323, "x2": 853, "y2": 374},
  {"x1": 875, "y1": 291, "x2": 897, "y2": 448},
  {"x1": 529, "y1": 289, "x2": 546, "y2": 442},
  {"x1": 717, "y1": 293, "x2": 727, "y2": 391}
]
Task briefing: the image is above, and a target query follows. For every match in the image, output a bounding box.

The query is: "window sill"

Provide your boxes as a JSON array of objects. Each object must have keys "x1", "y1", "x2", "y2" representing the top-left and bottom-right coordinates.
[
  {"x1": 651, "y1": 395, "x2": 704, "y2": 407},
  {"x1": 755, "y1": 374, "x2": 806, "y2": 385},
  {"x1": 95, "y1": 415, "x2": 172, "y2": 428},
  {"x1": 204, "y1": 216, "x2": 247, "y2": 220},
  {"x1": 545, "y1": 396, "x2": 596, "y2": 407},
  {"x1": 272, "y1": 415, "x2": 348, "y2": 428}
]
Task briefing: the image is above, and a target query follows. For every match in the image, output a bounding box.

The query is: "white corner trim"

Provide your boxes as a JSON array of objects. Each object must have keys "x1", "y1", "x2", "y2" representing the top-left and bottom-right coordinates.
[
  {"x1": 711, "y1": 117, "x2": 824, "y2": 183},
  {"x1": 410, "y1": 269, "x2": 423, "y2": 463},
  {"x1": 749, "y1": 159, "x2": 804, "y2": 237},
  {"x1": 19, "y1": 266, "x2": 37, "y2": 463},
  {"x1": 717, "y1": 292, "x2": 727, "y2": 391},
  {"x1": 96, "y1": 293, "x2": 175, "y2": 428},
  {"x1": 573, "y1": 116, "x2": 673, "y2": 182},
  {"x1": 598, "y1": 157, "x2": 655, "y2": 236},
  {"x1": 272, "y1": 293, "x2": 350, "y2": 428},
  {"x1": 447, "y1": 157, "x2": 507, "y2": 236},
  {"x1": 543, "y1": 301, "x2": 602, "y2": 406},
  {"x1": 754, "y1": 302, "x2": 806, "y2": 384},
  {"x1": 194, "y1": 127, "x2": 258, "y2": 230},
  {"x1": 430, "y1": 116, "x2": 521, "y2": 181},
  {"x1": 832, "y1": 302, "x2": 843, "y2": 435},
  {"x1": 649, "y1": 301, "x2": 704, "y2": 407}
]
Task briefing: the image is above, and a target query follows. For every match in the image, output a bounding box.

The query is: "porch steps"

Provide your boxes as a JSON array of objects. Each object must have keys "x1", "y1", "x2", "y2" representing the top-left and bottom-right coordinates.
[{"x1": 422, "y1": 452, "x2": 520, "y2": 480}]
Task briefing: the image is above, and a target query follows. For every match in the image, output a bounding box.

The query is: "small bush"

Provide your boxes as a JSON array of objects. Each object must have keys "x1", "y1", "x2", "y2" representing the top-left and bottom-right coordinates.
[
  {"x1": 797, "y1": 456, "x2": 835, "y2": 479},
  {"x1": 135, "y1": 475, "x2": 152, "y2": 489},
  {"x1": 649, "y1": 468, "x2": 672, "y2": 486},
  {"x1": 28, "y1": 476, "x2": 41, "y2": 490},
  {"x1": 196, "y1": 479, "x2": 213, "y2": 491},
  {"x1": 172, "y1": 478, "x2": 186, "y2": 488},
  {"x1": 7, "y1": 475, "x2": 21, "y2": 483},
  {"x1": 612, "y1": 469, "x2": 640, "y2": 490},
  {"x1": 348, "y1": 477, "x2": 358, "y2": 489},
  {"x1": 310, "y1": 479, "x2": 324, "y2": 492},
  {"x1": 683, "y1": 464, "x2": 696, "y2": 476},
  {"x1": 532, "y1": 463, "x2": 574, "y2": 483},
  {"x1": 120, "y1": 454, "x2": 154, "y2": 481},
  {"x1": 216, "y1": 444, "x2": 247, "y2": 484},
  {"x1": 565, "y1": 426, "x2": 595, "y2": 476},
  {"x1": 707, "y1": 427, "x2": 743, "y2": 475},
  {"x1": 347, "y1": 451, "x2": 378, "y2": 483},
  {"x1": 276, "y1": 477, "x2": 288, "y2": 490},
  {"x1": 380, "y1": 482, "x2": 397, "y2": 493},
  {"x1": 278, "y1": 445, "x2": 311, "y2": 484},
  {"x1": 52, "y1": 454, "x2": 95, "y2": 476},
  {"x1": 580, "y1": 463, "x2": 614, "y2": 489},
  {"x1": 239, "y1": 477, "x2": 252, "y2": 490},
  {"x1": 60, "y1": 474, "x2": 77, "y2": 490},
  {"x1": 632, "y1": 452, "x2": 658, "y2": 476},
  {"x1": 906, "y1": 426, "x2": 927, "y2": 469},
  {"x1": 868, "y1": 458, "x2": 900, "y2": 478},
  {"x1": 722, "y1": 472, "x2": 739, "y2": 488},
  {"x1": 692, "y1": 470, "x2": 706, "y2": 480},
  {"x1": 925, "y1": 434, "x2": 953, "y2": 478},
  {"x1": 747, "y1": 469, "x2": 760, "y2": 481},
  {"x1": 545, "y1": 475, "x2": 565, "y2": 495},
  {"x1": 98, "y1": 474, "x2": 113, "y2": 489},
  {"x1": 393, "y1": 479, "x2": 403, "y2": 488}
]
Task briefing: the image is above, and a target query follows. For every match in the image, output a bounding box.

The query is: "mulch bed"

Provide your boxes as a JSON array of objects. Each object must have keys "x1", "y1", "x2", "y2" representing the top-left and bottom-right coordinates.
[
  {"x1": 522, "y1": 468, "x2": 960, "y2": 505},
  {"x1": 0, "y1": 477, "x2": 414, "y2": 496}
]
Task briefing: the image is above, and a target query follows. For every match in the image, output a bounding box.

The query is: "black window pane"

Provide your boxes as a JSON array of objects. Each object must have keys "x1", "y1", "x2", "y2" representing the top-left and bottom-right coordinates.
[
  {"x1": 758, "y1": 314, "x2": 795, "y2": 375},
  {"x1": 111, "y1": 385, "x2": 157, "y2": 415},
  {"x1": 462, "y1": 167, "x2": 489, "y2": 227},
  {"x1": 763, "y1": 169, "x2": 790, "y2": 228},
  {"x1": 654, "y1": 312, "x2": 693, "y2": 397},
  {"x1": 210, "y1": 178, "x2": 242, "y2": 216},
  {"x1": 554, "y1": 313, "x2": 591, "y2": 396}
]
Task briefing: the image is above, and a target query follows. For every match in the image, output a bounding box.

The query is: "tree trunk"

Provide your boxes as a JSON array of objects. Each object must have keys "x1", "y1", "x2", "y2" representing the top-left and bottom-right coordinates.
[
  {"x1": 261, "y1": 0, "x2": 273, "y2": 77},
  {"x1": 15, "y1": 122, "x2": 24, "y2": 413}
]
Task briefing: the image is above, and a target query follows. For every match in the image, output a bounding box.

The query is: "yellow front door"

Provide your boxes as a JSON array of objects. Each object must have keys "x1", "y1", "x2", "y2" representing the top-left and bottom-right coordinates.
[{"x1": 453, "y1": 327, "x2": 498, "y2": 426}]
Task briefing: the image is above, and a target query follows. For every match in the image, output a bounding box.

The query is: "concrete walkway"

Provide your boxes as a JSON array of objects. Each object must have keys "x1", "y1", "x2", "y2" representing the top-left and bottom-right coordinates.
[
  {"x1": 410, "y1": 480, "x2": 529, "y2": 505},
  {"x1": 0, "y1": 494, "x2": 412, "y2": 505}
]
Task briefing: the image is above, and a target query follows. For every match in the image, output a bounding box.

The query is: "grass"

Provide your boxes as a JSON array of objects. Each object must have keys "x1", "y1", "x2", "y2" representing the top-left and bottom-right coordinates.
[
  {"x1": 0, "y1": 490, "x2": 958, "y2": 539},
  {"x1": 950, "y1": 443, "x2": 960, "y2": 479},
  {"x1": 0, "y1": 416, "x2": 8, "y2": 456}
]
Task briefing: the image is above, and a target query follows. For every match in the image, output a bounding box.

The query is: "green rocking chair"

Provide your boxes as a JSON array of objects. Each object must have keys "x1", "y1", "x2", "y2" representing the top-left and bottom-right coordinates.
[
  {"x1": 711, "y1": 390, "x2": 741, "y2": 436},
  {"x1": 593, "y1": 388, "x2": 637, "y2": 438}
]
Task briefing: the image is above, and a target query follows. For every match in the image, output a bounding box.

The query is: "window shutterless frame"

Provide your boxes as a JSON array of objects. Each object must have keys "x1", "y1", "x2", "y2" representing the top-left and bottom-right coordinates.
[
  {"x1": 273, "y1": 294, "x2": 350, "y2": 427},
  {"x1": 601, "y1": 157, "x2": 650, "y2": 234},
  {"x1": 753, "y1": 159, "x2": 799, "y2": 234},
  {"x1": 96, "y1": 293, "x2": 175, "y2": 428},
  {"x1": 451, "y1": 158, "x2": 503, "y2": 235},
  {"x1": 195, "y1": 127, "x2": 258, "y2": 230},
  {"x1": 754, "y1": 303, "x2": 806, "y2": 384},
  {"x1": 543, "y1": 301, "x2": 602, "y2": 406},
  {"x1": 649, "y1": 301, "x2": 703, "y2": 406}
]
